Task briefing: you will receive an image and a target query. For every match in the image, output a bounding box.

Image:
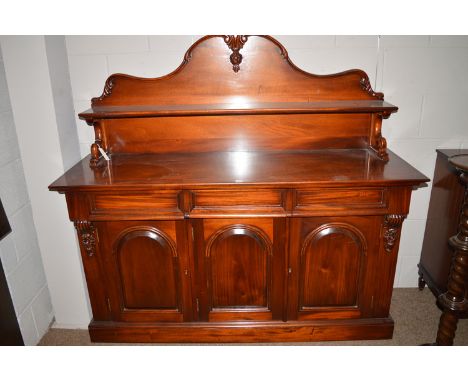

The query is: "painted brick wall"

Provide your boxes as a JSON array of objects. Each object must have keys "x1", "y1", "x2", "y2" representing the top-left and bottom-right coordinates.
[
  {"x1": 65, "y1": 35, "x2": 468, "y2": 287},
  {"x1": 0, "y1": 47, "x2": 54, "y2": 345}
]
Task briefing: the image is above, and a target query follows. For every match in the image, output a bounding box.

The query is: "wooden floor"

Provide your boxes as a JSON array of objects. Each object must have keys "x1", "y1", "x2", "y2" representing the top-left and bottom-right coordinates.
[{"x1": 38, "y1": 288, "x2": 468, "y2": 345}]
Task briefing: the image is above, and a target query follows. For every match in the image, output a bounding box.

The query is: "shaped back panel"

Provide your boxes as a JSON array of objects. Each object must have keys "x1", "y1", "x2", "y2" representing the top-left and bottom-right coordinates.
[{"x1": 91, "y1": 35, "x2": 381, "y2": 107}]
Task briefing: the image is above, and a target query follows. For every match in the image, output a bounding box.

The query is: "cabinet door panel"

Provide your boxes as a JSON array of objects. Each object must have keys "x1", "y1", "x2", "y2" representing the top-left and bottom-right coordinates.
[
  {"x1": 209, "y1": 226, "x2": 270, "y2": 308},
  {"x1": 99, "y1": 220, "x2": 192, "y2": 322},
  {"x1": 300, "y1": 224, "x2": 364, "y2": 307},
  {"x1": 289, "y1": 216, "x2": 381, "y2": 320},
  {"x1": 195, "y1": 218, "x2": 286, "y2": 322},
  {"x1": 117, "y1": 229, "x2": 179, "y2": 309}
]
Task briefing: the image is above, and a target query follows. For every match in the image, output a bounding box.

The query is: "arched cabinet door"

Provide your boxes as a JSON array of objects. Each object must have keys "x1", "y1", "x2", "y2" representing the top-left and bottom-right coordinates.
[
  {"x1": 288, "y1": 216, "x2": 382, "y2": 320},
  {"x1": 98, "y1": 220, "x2": 193, "y2": 322},
  {"x1": 193, "y1": 218, "x2": 287, "y2": 322}
]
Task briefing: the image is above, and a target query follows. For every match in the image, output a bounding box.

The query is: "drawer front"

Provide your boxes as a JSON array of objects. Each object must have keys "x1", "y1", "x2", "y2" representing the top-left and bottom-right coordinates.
[
  {"x1": 89, "y1": 192, "x2": 183, "y2": 220},
  {"x1": 293, "y1": 188, "x2": 387, "y2": 216},
  {"x1": 86, "y1": 187, "x2": 387, "y2": 219},
  {"x1": 190, "y1": 189, "x2": 287, "y2": 217}
]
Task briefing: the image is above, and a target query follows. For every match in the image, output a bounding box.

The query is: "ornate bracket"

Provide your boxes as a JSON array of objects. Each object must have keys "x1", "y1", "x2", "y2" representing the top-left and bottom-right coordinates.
[
  {"x1": 74, "y1": 220, "x2": 97, "y2": 257},
  {"x1": 383, "y1": 214, "x2": 406, "y2": 252},
  {"x1": 375, "y1": 134, "x2": 388, "y2": 162},
  {"x1": 360, "y1": 78, "x2": 388, "y2": 161},
  {"x1": 223, "y1": 35, "x2": 248, "y2": 73},
  {"x1": 370, "y1": 113, "x2": 389, "y2": 162}
]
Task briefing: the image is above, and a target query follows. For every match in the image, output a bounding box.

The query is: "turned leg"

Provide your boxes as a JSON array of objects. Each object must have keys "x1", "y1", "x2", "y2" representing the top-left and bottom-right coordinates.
[
  {"x1": 436, "y1": 311, "x2": 458, "y2": 345},
  {"x1": 436, "y1": 246, "x2": 468, "y2": 345},
  {"x1": 435, "y1": 170, "x2": 468, "y2": 345},
  {"x1": 418, "y1": 274, "x2": 426, "y2": 291}
]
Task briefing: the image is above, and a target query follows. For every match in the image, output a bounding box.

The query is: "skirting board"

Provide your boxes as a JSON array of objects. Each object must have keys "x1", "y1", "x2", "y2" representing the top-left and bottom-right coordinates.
[{"x1": 89, "y1": 317, "x2": 394, "y2": 343}]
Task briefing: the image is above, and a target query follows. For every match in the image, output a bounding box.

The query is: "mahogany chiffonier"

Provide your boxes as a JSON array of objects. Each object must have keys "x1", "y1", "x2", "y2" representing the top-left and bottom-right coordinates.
[{"x1": 49, "y1": 35, "x2": 428, "y2": 343}]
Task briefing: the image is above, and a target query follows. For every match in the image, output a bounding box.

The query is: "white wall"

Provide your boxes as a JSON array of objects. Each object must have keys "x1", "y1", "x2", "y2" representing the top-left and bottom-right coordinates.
[
  {"x1": 1, "y1": 36, "x2": 92, "y2": 331},
  {"x1": 66, "y1": 35, "x2": 468, "y2": 288},
  {"x1": 0, "y1": 46, "x2": 53, "y2": 345}
]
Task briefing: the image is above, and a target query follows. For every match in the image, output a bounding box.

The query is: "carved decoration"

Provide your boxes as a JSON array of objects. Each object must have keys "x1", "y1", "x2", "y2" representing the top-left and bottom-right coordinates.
[
  {"x1": 91, "y1": 76, "x2": 115, "y2": 106},
  {"x1": 383, "y1": 214, "x2": 406, "y2": 252},
  {"x1": 90, "y1": 142, "x2": 100, "y2": 168},
  {"x1": 359, "y1": 77, "x2": 384, "y2": 100},
  {"x1": 371, "y1": 113, "x2": 389, "y2": 162},
  {"x1": 223, "y1": 35, "x2": 249, "y2": 73},
  {"x1": 376, "y1": 135, "x2": 388, "y2": 162},
  {"x1": 74, "y1": 221, "x2": 97, "y2": 257}
]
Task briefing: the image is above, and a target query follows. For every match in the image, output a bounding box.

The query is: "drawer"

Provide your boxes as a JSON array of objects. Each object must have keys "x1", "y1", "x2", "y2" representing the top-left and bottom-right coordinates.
[
  {"x1": 293, "y1": 188, "x2": 388, "y2": 216},
  {"x1": 89, "y1": 191, "x2": 183, "y2": 220},
  {"x1": 190, "y1": 189, "x2": 287, "y2": 217}
]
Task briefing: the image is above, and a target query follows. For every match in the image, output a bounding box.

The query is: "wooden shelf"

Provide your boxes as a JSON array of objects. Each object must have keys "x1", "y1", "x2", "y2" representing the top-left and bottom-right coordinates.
[{"x1": 79, "y1": 100, "x2": 398, "y2": 121}]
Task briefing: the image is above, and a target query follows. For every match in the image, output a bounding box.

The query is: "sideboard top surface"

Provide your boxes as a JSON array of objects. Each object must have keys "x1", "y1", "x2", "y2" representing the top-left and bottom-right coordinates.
[{"x1": 49, "y1": 149, "x2": 428, "y2": 192}]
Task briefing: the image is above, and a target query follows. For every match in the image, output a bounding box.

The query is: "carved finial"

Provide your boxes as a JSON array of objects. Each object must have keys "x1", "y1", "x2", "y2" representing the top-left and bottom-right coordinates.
[
  {"x1": 223, "y1": 35, "x2": 248, "y2": 72},
  {"x1": 74, "y1": 221, "x2": 97, "y2": 257},
  {"x1": 383, "y1": 214, "x2": 406, "y2": 252},
  {"x1": 359, "y1": 77, "x2": 384, "y2": 100}
]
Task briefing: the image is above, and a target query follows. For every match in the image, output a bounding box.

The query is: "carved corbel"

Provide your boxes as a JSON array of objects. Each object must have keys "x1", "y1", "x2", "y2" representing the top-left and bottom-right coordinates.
[
  {"x1": 223, "y1": 35, "x2": 249, "y2": 73},
  {"x1": 383, "y1": 214, "x2": 406, "y2": 252},
  {"x1": 370, "y1": 113, "x2": 389, "y2": 162},
  {"x1": 359, "y1": 77, "x2": 390, "y2": 161},
  {"x1": 74, "y1": 221, "x2": 97, "y2": 257}
]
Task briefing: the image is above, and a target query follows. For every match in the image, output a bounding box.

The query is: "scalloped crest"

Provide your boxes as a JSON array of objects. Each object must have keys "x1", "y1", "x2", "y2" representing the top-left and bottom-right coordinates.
[{"x1": 91, "y1": 35, "x2": 384, "y2": 107}]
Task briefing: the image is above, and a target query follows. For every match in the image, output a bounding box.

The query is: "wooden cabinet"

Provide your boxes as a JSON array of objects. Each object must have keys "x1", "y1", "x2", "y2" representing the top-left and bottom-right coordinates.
[{"x1": 49, "y1": 35, "x2": 428, "y2": 343}]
